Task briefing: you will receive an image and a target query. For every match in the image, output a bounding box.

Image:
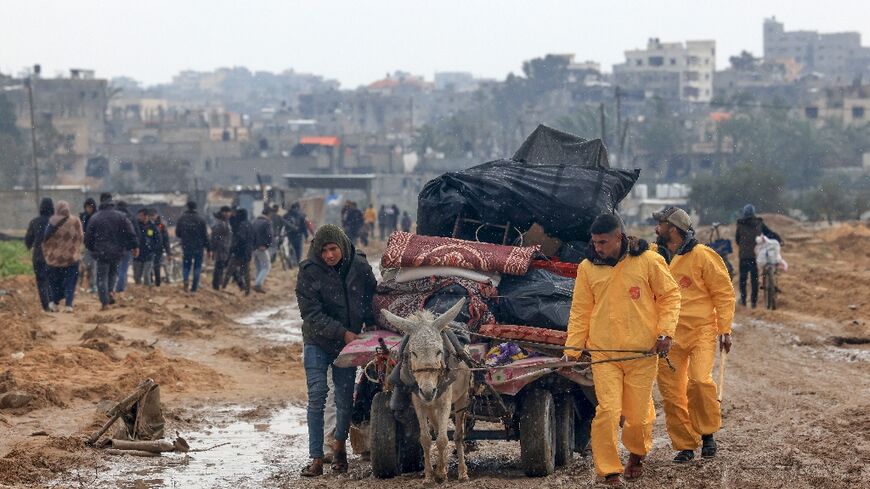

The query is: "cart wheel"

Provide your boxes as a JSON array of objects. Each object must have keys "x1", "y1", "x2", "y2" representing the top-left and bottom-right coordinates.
[
  {"x1": 370, "y1": 391, "x2": 400, "y2": 478},
  {"x1": 554, "y1": 394, "x2": 574, "y2": 467},
  {"x1": 519, "y1": 390, "x2": 556, "y2": 477}
]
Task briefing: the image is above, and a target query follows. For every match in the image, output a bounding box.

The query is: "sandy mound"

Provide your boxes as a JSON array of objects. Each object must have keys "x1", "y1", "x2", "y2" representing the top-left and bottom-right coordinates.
[
  {"x1": 0, "y1": 346, "x2": 226, "y2": 413},
  {"x1": 0, "y1": 276, "x2": 53, "y2": 356},
  {"x1": 0, "y1": 436, "x2": 93, "y2": 486},
  {"x1": 215, "y1": 344, "x2": 301, "y2": 364},
  {"x1": 159, "y1": 318, "x2": 213, "y2": 338},
  {"x1": 80, "y1": 325, "x2": 125, "y2": 342}
]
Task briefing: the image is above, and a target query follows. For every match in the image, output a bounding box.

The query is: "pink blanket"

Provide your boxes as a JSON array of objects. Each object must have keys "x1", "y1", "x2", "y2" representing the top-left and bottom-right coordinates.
[{"x1": 382, "y1": 232, "x2": 540, "y2": 276}]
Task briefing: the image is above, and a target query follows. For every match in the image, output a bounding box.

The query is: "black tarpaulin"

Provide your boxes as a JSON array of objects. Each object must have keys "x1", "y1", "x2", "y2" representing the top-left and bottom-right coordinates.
[
  {"x1": 512, "y1": 124, "x2": 610, "y2": 168},
  {"x1": 417, "y1": 160, "x2": 639, "y2": 244},
  {"x1": 416, "y1": 125, "x2": 638, "y2": 244}
]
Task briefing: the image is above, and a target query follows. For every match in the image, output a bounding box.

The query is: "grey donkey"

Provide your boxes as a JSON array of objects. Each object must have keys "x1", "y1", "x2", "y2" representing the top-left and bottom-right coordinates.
[{"x1": 382, "y1": 299, "x2": 473, "y2": 483}]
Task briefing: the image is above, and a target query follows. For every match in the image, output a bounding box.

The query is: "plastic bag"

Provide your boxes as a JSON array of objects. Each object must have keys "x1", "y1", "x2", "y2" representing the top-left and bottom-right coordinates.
[
  {"x1": 495, "y1": 268, "x2": 575, "y2": 330},
  {"x1": 755, "y1": 235, "x2": 788, "y2": 271}
]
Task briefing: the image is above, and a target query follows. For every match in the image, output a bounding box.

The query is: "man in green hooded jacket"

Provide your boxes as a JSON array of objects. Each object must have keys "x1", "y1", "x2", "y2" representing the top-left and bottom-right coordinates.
[{"x1": 297, "y1": 224, "x2": 377, "y2": 477}]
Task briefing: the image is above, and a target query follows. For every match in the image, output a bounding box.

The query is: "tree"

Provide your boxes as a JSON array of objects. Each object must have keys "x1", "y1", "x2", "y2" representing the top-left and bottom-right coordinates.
[
  {"x1": 634, "y1": 97, "x2": 688, "y2": 163},
  {"x1": 0, "y1": 94, "x2": 24, "y2": 188},
  {"x1": 729, "y1": 51, "x2": 759, "y2": 71},
  {"x1": 689, "y1": 162, "x2": 787, "y2": 223}
]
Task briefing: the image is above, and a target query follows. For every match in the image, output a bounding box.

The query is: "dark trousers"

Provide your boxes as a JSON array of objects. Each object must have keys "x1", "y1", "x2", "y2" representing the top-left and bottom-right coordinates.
[
  {"x1": 222, "y1": 256, "x2": 250, "y2": 294},
  {"x1": 182, "y1": 249, "x2": 204, "y2": 291},
  {"x1": 739, "y1": 258, "x2": 759, "y2": 306},
  {"x1": 96, "y1": 259, "x2": 120, "y2": 306},
  {"x1": 153, "y1": 255, "x2": 163, "y2": 286},
  {"x1": 212, "y1": 258, "x2": 228, "y2": 290},
  {"x1": 33, "y1": 259, "x2": 51, "y2": 311},
  {"x1": 289, "y1": 234, "x2": 304, "y2": 266},
  {"x1": 48, "y1": 263, "x2": 80, "y2": 307}
]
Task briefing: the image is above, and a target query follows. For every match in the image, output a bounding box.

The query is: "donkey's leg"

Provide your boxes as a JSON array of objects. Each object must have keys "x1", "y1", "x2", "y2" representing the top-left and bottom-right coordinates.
[
  {"x1": 413, "y1": 399, "x2": 434, "y2": 483},
  {"x1": 454, "y1": 406, "x2": 469, "y2": 481},
  {"x1": 435, "y1": 400, "x2": 451, "y2": 482}
]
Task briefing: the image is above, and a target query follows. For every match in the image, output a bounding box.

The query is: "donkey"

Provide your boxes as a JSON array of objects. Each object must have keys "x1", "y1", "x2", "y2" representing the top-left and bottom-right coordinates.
[{"x1": 382, "y1": 299, "x2": 473, "y2": 483}]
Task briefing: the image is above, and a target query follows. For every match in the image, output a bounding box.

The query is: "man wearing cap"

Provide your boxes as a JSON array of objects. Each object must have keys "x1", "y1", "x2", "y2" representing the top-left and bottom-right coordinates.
[
  {"x1": 652, "y1": 206, "x2": 736, "y2": 463},
  {"x1": 296, "y1": 224, "x2": 377, "y2": 477}
]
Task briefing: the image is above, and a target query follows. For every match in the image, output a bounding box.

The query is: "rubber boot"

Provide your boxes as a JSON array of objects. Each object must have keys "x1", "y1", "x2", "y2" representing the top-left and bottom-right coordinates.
[{"x1": 702, "y1": 434, "x2": 717, "y2": 458}]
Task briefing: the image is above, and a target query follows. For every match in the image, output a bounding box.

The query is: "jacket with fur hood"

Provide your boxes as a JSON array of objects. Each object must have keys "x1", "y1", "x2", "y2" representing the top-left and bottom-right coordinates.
[{"x1": 43, "y1": 201, "x2": 84, "y2": 267}]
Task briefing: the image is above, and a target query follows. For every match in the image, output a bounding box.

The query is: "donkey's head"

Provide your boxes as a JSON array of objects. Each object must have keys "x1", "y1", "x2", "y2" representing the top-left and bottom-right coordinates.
[{"x1": 382, "y1": 298, "x2": 466, "y2": 402}]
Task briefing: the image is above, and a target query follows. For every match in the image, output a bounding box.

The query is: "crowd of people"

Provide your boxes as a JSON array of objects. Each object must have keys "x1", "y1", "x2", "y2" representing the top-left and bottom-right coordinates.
[
  {"x1": 340, "y1": 202, "x2": 412, "y2": 246},
  {"x1": 24, "y1": 193, "x2": 326, "y2": 310}
]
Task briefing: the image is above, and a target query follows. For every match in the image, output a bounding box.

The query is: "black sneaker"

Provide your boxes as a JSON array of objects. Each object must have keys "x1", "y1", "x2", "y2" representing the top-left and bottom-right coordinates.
[
  {"x1": 673, "y1": 450, "x2": 695, "y2": 463},
  {"x1": 701, "y1": 434, "x2": 717, "y2": 458}
]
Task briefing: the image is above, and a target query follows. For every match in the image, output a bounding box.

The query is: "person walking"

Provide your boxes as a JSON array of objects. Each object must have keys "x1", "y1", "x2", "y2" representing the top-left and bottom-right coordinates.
[
  {"x1": 223, "y1": 208, "x2": 254, "y2": 295},
  {"x1": 251, "y1": 207, "x2": 274, "y2": 293},
  {"x1": 84, "y1": 194, "x2": 139, "y2": 310},
  {"x1": 363, "y1": 204, "x2": 376, "y2": 241},
  {"x1": 735, "y1": 204, "x2": 782, "y2": 308},
  {"x1": 297, "y1": 225, "x2": 377, "y2": 477},
  {"x1": 42, "y1": 201, "x2": 84, "y2": 312},
  {"x1": 210, "y1": 206, "x2": 233, "y2": 290},
  {"x1": 132, "y1": 209, "x2": 160, "y2": 286},
  {"x1": 150, "y1": 210, "x2": 171, "y2": 287},
  {"x1": 378, "y1": 205, "x2": 387, "y2": 240},
  {"x1": 565, "y1": 214, "x2": 681, "y2": 486},
  {"x1": 79, "y1": 198, "x2": 98, "y2": 293},
  {"x1": 652, "y1": 207, "x2": 736, "y2": 463},
  {"x1": 400, "y1": 211, "x2": 412, "y2": 233},
  {"x1": 114, "y1": 200, "x2": 135, "y2": 294},
  {"x1": 24, "y1": 197, "x2": 55, "y2": 311},
  {"x1": 390, "y1": 204, "x2": 400, "y2": 232},
  {"x1": 283, "y1": 202, "x2": 309, "y2": 267},
  {"x1": 269, "y1": 204, "x2": 285, "y2": 265},
  {"x1": 175, "y1": 201, "x2": 209, "y2": 293}
]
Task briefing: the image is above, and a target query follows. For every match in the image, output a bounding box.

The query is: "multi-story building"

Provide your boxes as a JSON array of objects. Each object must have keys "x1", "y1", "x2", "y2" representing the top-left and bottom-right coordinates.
[
  {"x1": 3, "y1": 68, "x2": 107, "y2": 181},
  {"x1": 763, "y1": 17, "x2": 870, "y2": 83},
  {"x1": 613, "y1": 38, "x2": 716, "y2": 102}
]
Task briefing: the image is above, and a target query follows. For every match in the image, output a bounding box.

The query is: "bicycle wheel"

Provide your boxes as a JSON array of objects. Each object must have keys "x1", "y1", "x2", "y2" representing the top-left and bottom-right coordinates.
[{"x1": 764, "y1": 266, "x2": 776, "y2": 310}]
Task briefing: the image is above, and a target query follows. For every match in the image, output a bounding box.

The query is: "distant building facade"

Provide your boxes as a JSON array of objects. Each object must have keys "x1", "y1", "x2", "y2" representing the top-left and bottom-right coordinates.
[
  {"x1": 763, "y1": 17, "x2": 870, "y2": 83},
  {"x1": 613, "y1": 38, "x2": 716, "y2": 102}
]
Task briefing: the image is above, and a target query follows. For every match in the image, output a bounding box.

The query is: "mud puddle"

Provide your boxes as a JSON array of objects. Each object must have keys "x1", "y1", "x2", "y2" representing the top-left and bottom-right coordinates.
[
  {"x1": 78, "y1": 404, "x2": 308, "y2": 488},
  {"x1": 235, "y1": 305, "x2": 304, "y2": 343}
]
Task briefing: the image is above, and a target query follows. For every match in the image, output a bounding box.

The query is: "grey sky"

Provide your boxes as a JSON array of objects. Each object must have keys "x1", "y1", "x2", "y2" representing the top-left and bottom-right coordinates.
[{"x1": 2, "y1": 0, "x2": 869, "y2": 88}]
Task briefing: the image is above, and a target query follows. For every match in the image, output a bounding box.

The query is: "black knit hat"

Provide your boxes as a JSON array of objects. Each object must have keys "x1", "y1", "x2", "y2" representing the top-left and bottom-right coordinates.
[{"x1": 309, "y1": 224, "x2": 352, "y2": 264}]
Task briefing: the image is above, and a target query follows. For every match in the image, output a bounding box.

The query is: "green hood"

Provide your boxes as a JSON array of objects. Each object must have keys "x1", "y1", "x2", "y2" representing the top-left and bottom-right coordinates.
[{"x1": 309, "y1": 224, "x2": 353, "y2": 266}]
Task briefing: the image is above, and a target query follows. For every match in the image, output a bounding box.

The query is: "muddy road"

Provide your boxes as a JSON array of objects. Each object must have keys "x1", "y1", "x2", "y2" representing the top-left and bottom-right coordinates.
[{"x1": 1, "y1": 221, "x2": 868, "y2": 488}]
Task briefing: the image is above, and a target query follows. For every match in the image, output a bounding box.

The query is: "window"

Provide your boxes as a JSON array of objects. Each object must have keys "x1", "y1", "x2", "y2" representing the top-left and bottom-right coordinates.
[
  {"x1": 684, "y1": 71, "x2": 700, "y2": 81},
  {"x1": 86, "y1": 157, "x2": 109, "y2": 178},
  {"x1": 635, "y1": 59, "x2": 643, "y2": 66},
  {"x1": 648, "y1": 56, "x2": 664, "y2": 67},
  {"x1": 119, "y1": 161, "x2": 134, "y2": 172},
  {"x1": 805, "y1": 107, "x2": 819, "y2": 119},
  {"x1": 670, "y1": 58, "x2": 677, "y2": 65},
  {"x1": 853, "y1": 106, "x2": 865, "y2": 119},
  {"x1": 683, "y1": 86, "x2": 700, "y2": 98}
]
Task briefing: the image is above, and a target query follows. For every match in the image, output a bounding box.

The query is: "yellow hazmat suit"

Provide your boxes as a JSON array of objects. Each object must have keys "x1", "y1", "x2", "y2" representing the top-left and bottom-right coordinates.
[
  {"x1": 657, "y1": 243, "x2": 735, "y2": 450},
  {"x1": 566, "y1": 247, "x2": 681, "y2": 477}
]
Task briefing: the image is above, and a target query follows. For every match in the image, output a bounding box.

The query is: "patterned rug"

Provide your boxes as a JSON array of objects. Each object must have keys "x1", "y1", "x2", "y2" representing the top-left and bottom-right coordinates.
[
  {"x1": 373, "y1": 276, "x2": 497, "y2": 333},
  {"x1": 381, "y1": 232, "x2": 540, "y2": 276},
  {"x1": 478, "y1": 324, "x2": 568, "y2": 346}
]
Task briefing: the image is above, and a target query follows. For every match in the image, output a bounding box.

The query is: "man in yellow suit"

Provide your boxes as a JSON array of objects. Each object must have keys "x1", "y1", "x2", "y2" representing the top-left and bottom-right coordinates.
[
  {"x1": 652, "y1": 206, "x2": 735, "y2": 463},
  {"x1": 566, "y1": 214, "x2": 681, "y2": 486}
]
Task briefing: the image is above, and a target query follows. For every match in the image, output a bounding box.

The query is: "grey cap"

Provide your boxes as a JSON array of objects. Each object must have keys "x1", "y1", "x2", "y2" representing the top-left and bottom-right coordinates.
[{"x1": 652, "y1": 206, "x2": 693, "y2": 232}]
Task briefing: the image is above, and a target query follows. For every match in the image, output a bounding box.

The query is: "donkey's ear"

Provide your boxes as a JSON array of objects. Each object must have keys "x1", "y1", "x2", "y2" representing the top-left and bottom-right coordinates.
[
  {"x1": 432, "y1": 298, "x2": 466, "y2": 332},
  {"x1": 382, "y1": 309, "x2": 417, "y2": 335}
]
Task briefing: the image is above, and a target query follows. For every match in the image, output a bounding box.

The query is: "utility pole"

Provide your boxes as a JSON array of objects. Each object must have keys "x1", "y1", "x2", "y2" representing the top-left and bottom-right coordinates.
[
  {"x1": 615, "y1": 86, "x2": 622, "y2": 160},
  {"x1": 599, "y1": 102, "x2": 606, "y2": 148},
  {"x1": 26, "y1": 77, "x2": 40, "y2": 207}
]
